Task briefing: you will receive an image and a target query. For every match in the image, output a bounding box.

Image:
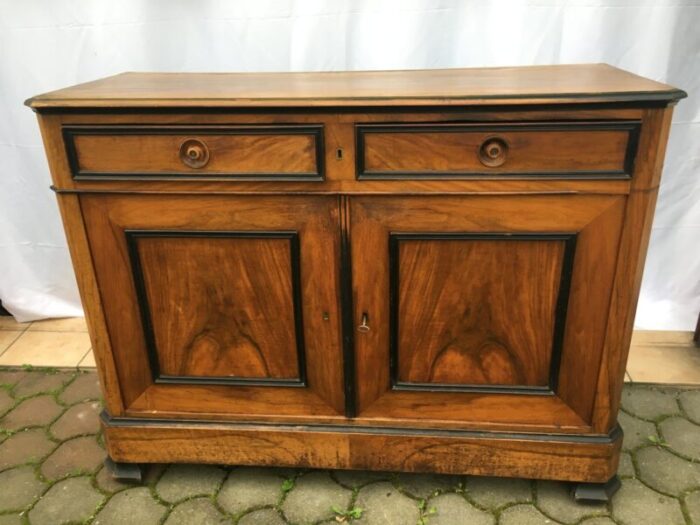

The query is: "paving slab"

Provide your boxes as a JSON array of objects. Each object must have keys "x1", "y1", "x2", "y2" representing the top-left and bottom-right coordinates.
[
  {"x1": 164, "y1": 497, "x2": 228, "y2": 525},
  {"x1": 0, "y1": 390, "x2": 13, "y2": 415},
  {"x1": 620, "y1": 386, "x2": 679, "y2": 420},
  {"x1": 0, "y1": 428, "x2": 55, "y2": 469},
  {"x1": 354, "y1": 482, "x2": 420, "y2": 525},
  {"x1": 155, "y1": 463, "x2": 226, "y2": 503},
  {"x1": 41, "y1": 435, "x2": 105, "y2": 479},
  {"x1": 679, "y1": 390, "x2": 700, "y2": 424},
  {"x1": 465, "y1": 476, "x2": 532, "y2": 509},
  {"x1": 333, "y1": 469, "x2": 393, "y2": 488},
  {"x1": 536, "y1": 481, "x2": 608, "y2": 524},
  {"x1": 60, "y1": 372, "x2": 102, "y2": 404},
  {"x1": 659, "y1": 416, "x2": 700, "y2": 459},
  {"x1": 684, "y1": 490, "x2": 700, "y2": 525},
  {"x1": 429, "y1": 493, "x2": 494, "y2": 525},
  {"x1": 0, "y1": 370, "x2": 26, "y2": 386},
  {"x1": 282, "y1": 471, "x2": 352, "y2": 524},
  {"x1": 611, "y1": 478, "x2": 685, "y2": 525},
  {"x1": 636, "y1": 445, "x2": 700, "y2": 494},
  {"x1": 618, "y1": 452, "x2": 635, "y2": 477},
  {"x1": 0, "y1": 465, "x2": 46, "y2": 512},
  {"x1": 0, "y1": 514, "x2": 22, "y2": 525},
  {"x1": 13, "y1": 372, "x2": 73, "y2": 398},
  {"x1": 217, "y1": 467, "x2": 283, "y2": 515},
  {"x1": 28, "y1": 476, "x2": 104, "y2": 525},
  {"x1": 395, "y1": 472, "x2": 462, "y2": 499},
  {"x1": 618, "y1": 411, "x2": 658, "y2": 450},
  {"x1": 499, "y1": 504, "x2": 559, "y2": 524},
  {"x1": 0, "y1": 395, "x2": 63, "y2": 431},
  {"x1": 239, "y1": 508, "x2": 287, "y2": 525},
  {"x1": 93, "y1": 487, "x2": 166, "y2": 525},
  {"x1": 50, "y1": 400, "x2": 101, "y2": 439},
  {"x1": 95, "y1": 465, "x2": 137, "y2": 493}
]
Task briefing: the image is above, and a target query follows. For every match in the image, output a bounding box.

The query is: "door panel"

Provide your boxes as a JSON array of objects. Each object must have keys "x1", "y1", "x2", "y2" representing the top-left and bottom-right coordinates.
[
  {"x1": 393, "y1": 234, "x2": 573, "y2": 391},
  {"x1": 81, "y1": 194, "x2": 345, "y2": 419},
  {"x1": 351, "y1": 195, "x2": 625, "y2": 431},
  {"x1": 128, "y1": 232, "x2": 304, "y2": 384}
]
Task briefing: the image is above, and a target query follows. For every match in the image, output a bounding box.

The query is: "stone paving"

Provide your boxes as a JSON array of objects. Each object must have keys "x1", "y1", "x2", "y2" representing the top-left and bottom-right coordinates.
[{"x1": 1, "y1": 368, "x2": 699, "y2": 524}]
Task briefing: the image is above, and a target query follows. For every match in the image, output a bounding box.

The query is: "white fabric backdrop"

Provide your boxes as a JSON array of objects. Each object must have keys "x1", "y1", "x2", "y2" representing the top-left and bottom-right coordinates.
[{"x1": 1, "y1": 0, "x2": 698, "y2": 328}]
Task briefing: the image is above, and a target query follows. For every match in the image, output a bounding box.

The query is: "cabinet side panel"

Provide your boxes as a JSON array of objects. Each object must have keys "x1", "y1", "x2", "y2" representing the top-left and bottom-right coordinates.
[
  {"x1": 36, "y1": 114, "x2": 125, "y2": 415},
  {"x1": 591, "y1": 107, "x2": 675, "y2": 433}
]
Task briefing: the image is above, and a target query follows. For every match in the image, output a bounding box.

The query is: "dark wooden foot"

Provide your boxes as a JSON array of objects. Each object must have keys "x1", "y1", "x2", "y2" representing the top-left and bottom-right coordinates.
[
  {"x1": 104, "y1": 457, "x2": 143, "y2": 482},
  {"x1": 572, "y1": 475, "x2": 621, "y2": 503}
]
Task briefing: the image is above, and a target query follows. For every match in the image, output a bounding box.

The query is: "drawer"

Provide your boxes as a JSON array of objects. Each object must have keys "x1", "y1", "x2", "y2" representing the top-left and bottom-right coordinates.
[
  {"x1": 356, "y1": 121, "x2": 640, "y2": 179},
  {"x1": 63, "y1": 125, "x2": 324, "y2": 181}
]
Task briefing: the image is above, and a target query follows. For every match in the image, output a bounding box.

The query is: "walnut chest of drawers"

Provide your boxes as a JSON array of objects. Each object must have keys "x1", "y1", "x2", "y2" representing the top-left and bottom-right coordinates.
[{"x1": 28, "y1": 64, "x2": 685, "y2": 499}]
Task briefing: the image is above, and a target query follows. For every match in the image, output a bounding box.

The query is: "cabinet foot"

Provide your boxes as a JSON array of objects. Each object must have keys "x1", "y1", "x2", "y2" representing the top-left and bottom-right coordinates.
[
  {"x1": 572, "y1": 475, "x2": 621, "y2": 503},
  {"x1": 104, "y1": 457, "x2": 144, "y2": 482}
]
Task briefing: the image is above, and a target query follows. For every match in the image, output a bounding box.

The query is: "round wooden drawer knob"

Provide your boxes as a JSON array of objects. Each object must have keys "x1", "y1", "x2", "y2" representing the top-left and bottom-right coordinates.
[
  {"x1": 179, "y1": 139, "x2": 210, "y2": 169},
  {"x1": 478, "y1": 137, "x2": 508, "y2": 168}
]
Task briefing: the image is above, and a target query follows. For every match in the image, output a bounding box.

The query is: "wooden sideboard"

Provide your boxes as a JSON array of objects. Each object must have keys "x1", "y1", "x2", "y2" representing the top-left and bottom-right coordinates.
[{"x1": 27, "y1": 65, "x2": 685, "y2": 500}]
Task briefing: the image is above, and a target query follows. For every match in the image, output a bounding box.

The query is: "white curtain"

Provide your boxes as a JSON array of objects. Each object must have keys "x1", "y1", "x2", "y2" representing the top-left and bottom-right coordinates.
[{"x1": 1, "y1": 0, "x2": 698, "y2": 328}]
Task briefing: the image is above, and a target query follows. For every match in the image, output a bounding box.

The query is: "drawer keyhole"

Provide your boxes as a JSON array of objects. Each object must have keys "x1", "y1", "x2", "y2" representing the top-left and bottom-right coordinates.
[{"x1": 336, "y1": 147, "x2": 344, "y2": 160}]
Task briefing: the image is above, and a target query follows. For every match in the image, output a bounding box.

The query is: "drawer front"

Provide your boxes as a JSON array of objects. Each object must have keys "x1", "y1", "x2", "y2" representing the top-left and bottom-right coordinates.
[
  {"x1": 357, "y1": 121, "x2": 640, "y2": 179},
  {"x1": 63, "y1": 125, "x2": 324, "y2": 180}
]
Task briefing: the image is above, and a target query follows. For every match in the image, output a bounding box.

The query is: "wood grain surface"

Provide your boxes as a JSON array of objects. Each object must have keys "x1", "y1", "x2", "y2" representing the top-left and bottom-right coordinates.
[
  {"x1": 361, "y1": 124, "x2": 633, "y2": 177},
  {"x1": 26, "y1": 64, "x2": 685, "y2": 109},
  {"x1": 70, "y1": 128, "x2": 319, "y2": 176},
  {"x1": 80, "y1": 194, "x2": 345, "y2": 416},
  {"x1": 31, "y1": 69, "x2": 682, "y2": 483},
  {"x1": 104, "y1": 416, "x2": 620, "y2": 483},
  {"x1": 350, "y1": 194, "x2": 625, "y2": 430},
  {"x1": 135, "y1": 234, "x2": 302, "y2": 381},
  {"x1": 395, "y1": 237, "x2": 564, "y2": 387}
]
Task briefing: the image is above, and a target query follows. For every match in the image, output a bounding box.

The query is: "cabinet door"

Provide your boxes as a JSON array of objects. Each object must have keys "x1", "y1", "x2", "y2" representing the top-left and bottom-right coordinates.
[
  {"x1": 81, "y1": 194, "x2": 345, "y2": 420},
  {"x1": 350, "y1": 195, "x2": 625, "y2": 433}
]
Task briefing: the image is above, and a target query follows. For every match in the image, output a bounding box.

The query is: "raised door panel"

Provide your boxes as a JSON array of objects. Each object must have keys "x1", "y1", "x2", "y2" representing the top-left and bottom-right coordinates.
[
  {"x1": 350, "y1": 195, "x2": 625, "y2": 432},
  {"x1": 393, "y1": 234, "x2": 573, "y2": 391},
  {"x1": 129, "y1": 232, "x2": 304, "y2": 384},
  {"x1": 81, "y1": 194, "x2": 345, "y2": 420}
]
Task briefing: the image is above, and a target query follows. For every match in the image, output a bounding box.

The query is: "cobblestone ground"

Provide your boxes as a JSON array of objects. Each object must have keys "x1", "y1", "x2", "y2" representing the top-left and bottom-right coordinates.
[{"x1": 1, "y1": 368, "x2": 699, "y2": 524}]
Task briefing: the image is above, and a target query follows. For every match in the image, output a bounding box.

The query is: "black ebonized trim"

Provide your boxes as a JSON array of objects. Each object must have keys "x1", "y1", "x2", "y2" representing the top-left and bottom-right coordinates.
[
  {"x1": 32, "y1": 99, "x2": 679, "y2": 116},
  {"x1": 125, "y1": 229, "x2": 307, "y2": 388},
  {"x1": 388, "y1": 232, "x2": 577, "y2": 395},
  {"x1": 101, "y1": 409, "x2": 622, "y2": 444},
  {"x1": 356, "y1": 120, "x2": 641, "y2": 180},
  {"x1": 62, "y1": 124, "x2": 325, "y2": 182},
  {"x1": 339, "y1": 196, "x2": 357, "y2": 418}
]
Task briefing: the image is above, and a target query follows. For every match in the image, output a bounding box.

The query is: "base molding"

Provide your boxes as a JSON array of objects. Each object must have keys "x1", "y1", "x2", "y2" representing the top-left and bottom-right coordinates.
[{"x1": 101, "y1": 412, "x2": 621, "y2": 483}]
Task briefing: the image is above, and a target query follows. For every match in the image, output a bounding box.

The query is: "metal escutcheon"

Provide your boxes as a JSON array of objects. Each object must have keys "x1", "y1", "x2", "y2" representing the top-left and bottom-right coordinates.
[{"x1": 358, "y1": 313, "x2": 370, "y2": 333}]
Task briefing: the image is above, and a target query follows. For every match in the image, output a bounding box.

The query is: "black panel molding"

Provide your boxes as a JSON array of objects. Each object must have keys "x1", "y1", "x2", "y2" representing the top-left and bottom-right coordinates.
[
  {"x1": 102, "y1": 409, "x2": 622, "y2": 445},
  {"x1": 63, "y1": 124, "x2": 325, "y2": 182},
  {"x1": 339, "y1": 196, "x2": 357, "y2": 418},
  {"x1": 356, "y1": 120, "x2": 641, "y2": 180}
]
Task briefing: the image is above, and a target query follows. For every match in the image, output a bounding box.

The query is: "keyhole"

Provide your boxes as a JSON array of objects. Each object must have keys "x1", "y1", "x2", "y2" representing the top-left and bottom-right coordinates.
[{"x1": 336, "y1": 148, "x2": 344, "y2": 160}]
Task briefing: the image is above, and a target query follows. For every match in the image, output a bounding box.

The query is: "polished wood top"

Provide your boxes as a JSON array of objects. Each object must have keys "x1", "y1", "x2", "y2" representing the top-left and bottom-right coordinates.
[{"x1": 27, "y1": 64, "x2": 685, "y2": 110}]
